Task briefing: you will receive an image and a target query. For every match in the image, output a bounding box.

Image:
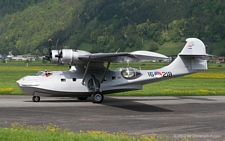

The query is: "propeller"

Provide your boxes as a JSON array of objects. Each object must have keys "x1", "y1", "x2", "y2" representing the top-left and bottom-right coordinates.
[
  {"x1": 43, "y1": 39, "x2": 79, "y2": 65},
  {"x1": 54, "y1": 39, "x2": 63, "y2": 64}
]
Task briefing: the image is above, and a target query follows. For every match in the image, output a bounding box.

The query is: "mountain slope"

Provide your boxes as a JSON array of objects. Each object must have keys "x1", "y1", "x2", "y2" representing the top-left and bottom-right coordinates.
[
  {"x1": 0, "y1": 0, "x2": 83, "y2": 55},
  {"x1": 0, "y1": 0, "x2": 225, "y2": 56}
]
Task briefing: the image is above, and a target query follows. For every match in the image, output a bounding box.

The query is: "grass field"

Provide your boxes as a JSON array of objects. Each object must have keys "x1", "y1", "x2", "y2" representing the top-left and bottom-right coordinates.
[
  {"x1": 0, "y1": 61, "x2": 224, "y2": 141},
  {"x1": 0, "y1": 122, "x2": 189, "y2": 141},
  {"x1": 0, "y1": 60, "x2": 225, "y2": 96}
]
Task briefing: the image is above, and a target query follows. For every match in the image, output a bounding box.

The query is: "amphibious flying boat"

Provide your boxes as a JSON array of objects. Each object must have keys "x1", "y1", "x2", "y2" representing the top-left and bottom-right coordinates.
[{"x1": 17, "y1": 38, "x2": 208, "y2": 103}]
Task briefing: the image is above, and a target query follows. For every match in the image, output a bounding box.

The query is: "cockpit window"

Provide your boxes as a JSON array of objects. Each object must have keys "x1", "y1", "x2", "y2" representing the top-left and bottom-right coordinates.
[
  {"x1": 121, "y1": 68, "x2": 142, "y2": 79},
  {"x1": 36, "y1": 71, "x2": 45, "y2": 76},
  {"x1": 36, "y1": 71, "x2": 52, "y2": 77}
]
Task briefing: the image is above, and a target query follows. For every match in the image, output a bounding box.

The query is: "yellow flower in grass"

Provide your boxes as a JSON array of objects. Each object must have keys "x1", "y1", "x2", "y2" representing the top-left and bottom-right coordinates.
[
  {"x1": 0, "y1": 88, "x2": 13, "y2": 93},
  {"x1": 198, "y1": 89, "x2": 209, "y2": 93},
  {"x1": 44, "y1": 123, "x2": 61, "y2": 132},
  {"x1": 185, "y1": 72, "x2": 225, "y2": 79},
  {"x1": 79, "y1": 130, "x2": 84, "y2": 133},
  {"x1": 87, "y1": 130, "x2": 108, "y2": 135},
  {"x1": 163, "y1": 89, "x2": 172, "y2": 93}
]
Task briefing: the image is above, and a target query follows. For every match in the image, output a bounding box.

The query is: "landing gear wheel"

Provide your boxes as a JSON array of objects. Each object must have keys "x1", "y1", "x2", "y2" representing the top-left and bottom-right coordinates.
[
  {"x1": 77, "y1": 97, "x2": 88, "y2": 101},
  {"x1": 32, "y1": 96, "x2": 40, "y2": 102},
  {"x1": 91, "y1": 93, "x2": 104, "y2": 103}
]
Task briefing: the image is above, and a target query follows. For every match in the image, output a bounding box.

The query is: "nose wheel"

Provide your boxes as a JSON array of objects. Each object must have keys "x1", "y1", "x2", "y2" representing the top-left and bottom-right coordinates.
[
  {"x1": 32, "y1": 96, "x2": 40, "y2": 102},
  {"x1": 91, "y1": 93, "x2": 104, "y2": 103}
]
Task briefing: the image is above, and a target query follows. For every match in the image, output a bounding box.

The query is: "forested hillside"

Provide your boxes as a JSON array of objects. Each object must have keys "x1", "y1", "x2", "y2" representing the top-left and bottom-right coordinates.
[{"x1": 0, "y1": 0, "x2": 225, "y2": 56}]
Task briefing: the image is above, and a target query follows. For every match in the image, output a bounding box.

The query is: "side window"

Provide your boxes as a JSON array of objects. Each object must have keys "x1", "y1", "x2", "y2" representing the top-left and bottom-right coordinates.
[
  {"x1": 112, "y1": 76, "x2": 116, "y2": 80},
  {"x1": 61, "y1": 78, "x2": 66, "y2": 82},
  {"x1": 121, "y1": 68, "x2": 142, "y2": 79}
]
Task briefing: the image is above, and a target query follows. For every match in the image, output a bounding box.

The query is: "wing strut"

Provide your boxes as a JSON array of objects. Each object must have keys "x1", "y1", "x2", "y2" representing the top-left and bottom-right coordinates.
[
  {"x1": 82, "y1": 61, "x2": 90, "y2": 84},
  {"x1": 101, "y1": 62, "x2": 110, "y2": 83}
]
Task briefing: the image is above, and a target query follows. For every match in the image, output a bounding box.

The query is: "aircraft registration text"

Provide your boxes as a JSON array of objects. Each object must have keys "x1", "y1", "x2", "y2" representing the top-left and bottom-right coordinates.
[{"x1": 147, "y1": 71, "x2": 172, "y2": 77}]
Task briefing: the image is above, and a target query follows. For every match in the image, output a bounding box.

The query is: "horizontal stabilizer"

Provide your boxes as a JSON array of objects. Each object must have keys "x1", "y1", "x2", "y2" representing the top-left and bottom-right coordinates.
[{"x1": 179, "y1": 54, "x2": 209, "y2": 60}]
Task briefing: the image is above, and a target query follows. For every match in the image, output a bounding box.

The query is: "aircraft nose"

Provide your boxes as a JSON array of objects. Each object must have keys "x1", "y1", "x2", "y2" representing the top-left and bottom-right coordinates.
[
  {"x1": 16, "y1": 77, "x2": 39, "y2": 87},
  {"x1": 16, "y1": 78, "x2": 24, "y2": 87}
]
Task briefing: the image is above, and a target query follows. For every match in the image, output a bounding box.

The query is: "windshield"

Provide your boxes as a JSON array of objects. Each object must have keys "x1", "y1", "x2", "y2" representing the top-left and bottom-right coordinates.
[
  {"x1": 36, "y1": 71, "x2": 45, "y2": 76},
  {"x1": 36, "y1": 71, "x2": 52, "y2": 77}
]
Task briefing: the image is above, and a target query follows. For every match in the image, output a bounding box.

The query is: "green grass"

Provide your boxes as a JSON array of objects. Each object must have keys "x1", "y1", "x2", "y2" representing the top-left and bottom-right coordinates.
[
  {"x1": 0, "y1": 123, "x2": 186, "y2": 141},
  {"x1": 0, "y1": 128, "x2": 141, "y2": 141},
  {"x1": 111, "y1": 78, "x2": 225, "y2": 96},
  {"x1": 111, "y1": 63, "x2": 225, "y2": 96},
  {"x1": 0, "y1": 61, "x2": 222, "y2": 140},
  {"x1": 110, "y1": 62, "x2": 225, "y2": 96},
  {"x1": 0, "y1": 60, "x2": 225, "y2": 96}
]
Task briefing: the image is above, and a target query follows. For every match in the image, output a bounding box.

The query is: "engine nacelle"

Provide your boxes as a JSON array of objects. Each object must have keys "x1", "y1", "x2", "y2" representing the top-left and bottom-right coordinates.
[
  {"x1": 61, "y1": 49, "x2": 79, "y2": 64},
  {"x1": 50, "y1": 49, "x2": 91, "y2": 65}
]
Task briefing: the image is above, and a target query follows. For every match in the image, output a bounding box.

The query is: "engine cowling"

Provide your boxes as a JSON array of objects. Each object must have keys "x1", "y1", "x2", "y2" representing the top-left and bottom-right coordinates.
[
  {"x1": 50, "y1": 50, "x2": 60, "y2": 63},
  {"x1": 61, "y1": 49, "x2": 79, "y2": 64},
  {"x1": 50, "y1": 49, "x2": 91, "y2": 65}
]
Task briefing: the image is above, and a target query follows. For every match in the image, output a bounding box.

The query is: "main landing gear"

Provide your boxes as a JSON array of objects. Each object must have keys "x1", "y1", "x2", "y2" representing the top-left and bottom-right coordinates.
[
  {"x1": 91, "y1": 93, "x2": 104, "y2": 103},
  {"x1": 77, "y1": 93, "x2": 104, "y2": 103},
  {"x1": 32, "y1": 96, "x2": 40, "y2": 102}
]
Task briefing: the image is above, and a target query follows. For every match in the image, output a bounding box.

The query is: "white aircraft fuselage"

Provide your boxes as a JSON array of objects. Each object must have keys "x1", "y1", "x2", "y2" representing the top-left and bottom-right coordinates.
[
  {"x1": 17, "y1": 68, "x2": 153, "y2": 97},
  {"x1": 17, "y1": 63, "x2": 203, "y2": 97},
  {"x1": 17, "y1": 38, "x2": 208, "y2": 103}
]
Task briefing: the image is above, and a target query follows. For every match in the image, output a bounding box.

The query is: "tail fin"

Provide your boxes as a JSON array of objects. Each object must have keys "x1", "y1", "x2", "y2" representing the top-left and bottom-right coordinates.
[
  {"x1": 180, "y1": 38, "x2": 206, "y2": 56},
  {"x1": 165, "y1": 38, "x2": 208, "y2": 75}
]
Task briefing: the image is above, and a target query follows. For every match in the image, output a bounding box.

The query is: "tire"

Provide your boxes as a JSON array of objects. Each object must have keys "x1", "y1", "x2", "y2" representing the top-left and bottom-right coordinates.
[
  {"x1": 32, "y1": 96, "x2": 40, "y2": 102},
  {"x1": 77, "y1": 97, "x2": 88, "y2": 101},
  {"x1": 91, "y1": 93, "x2": 104, "y2": 103}
]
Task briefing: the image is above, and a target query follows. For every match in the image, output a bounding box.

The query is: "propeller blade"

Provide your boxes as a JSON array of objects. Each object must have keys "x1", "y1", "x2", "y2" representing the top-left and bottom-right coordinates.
[
  {"x1": 48, "y1": 39, "x2": 52, "y2": 58},
  {"x1": 43, "y1": 56, "x2": 50, "y2": 60}
]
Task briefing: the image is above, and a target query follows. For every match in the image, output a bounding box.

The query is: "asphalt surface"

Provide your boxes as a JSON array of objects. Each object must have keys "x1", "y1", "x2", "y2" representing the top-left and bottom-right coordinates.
[{"x1": 0, "y1": 95, "x2": 224, "y2": 140}]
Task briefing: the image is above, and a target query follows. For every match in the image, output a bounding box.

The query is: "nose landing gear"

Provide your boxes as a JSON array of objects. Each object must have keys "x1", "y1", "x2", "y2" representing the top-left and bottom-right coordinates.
[{"x1": 32, "y1": 96, "x2": 40, "y2": 102}]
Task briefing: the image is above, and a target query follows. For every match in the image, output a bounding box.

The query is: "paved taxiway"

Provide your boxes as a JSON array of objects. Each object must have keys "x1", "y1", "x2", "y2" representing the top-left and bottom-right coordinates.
[{"x1": 0, "y1": 95, "x2": 224, "y2": 140}]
